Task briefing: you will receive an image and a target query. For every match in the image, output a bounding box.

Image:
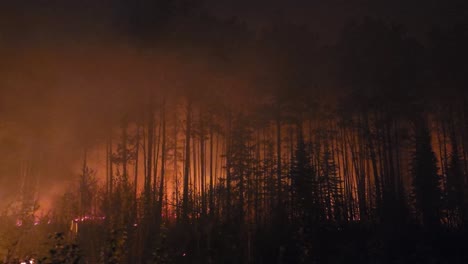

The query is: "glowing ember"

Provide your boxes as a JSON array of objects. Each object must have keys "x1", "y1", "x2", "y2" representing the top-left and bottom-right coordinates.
[
  {"x1": 19, "y1": 258, "x2": 35, "y2": 264},
  {"x1": 73, "y1": 215, "x2": 106, "y2": 222}
]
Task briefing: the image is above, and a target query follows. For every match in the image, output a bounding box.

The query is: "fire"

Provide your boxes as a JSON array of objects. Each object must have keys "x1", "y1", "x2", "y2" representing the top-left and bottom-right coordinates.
[
  {"x1": 73, "y1": 215, "x2": 105, "y2": 223},
  {"x1": 19, "y1": 259, "x2": 35, "y2": 264},
  {"x1": 70, "y1": 215, "x2": 106, "y2": 234}
]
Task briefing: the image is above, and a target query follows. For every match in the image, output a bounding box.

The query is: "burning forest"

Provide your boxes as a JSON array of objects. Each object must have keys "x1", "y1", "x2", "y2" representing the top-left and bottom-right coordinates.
[{"x1": 1, "y1": 1, "x2": 468, "y2": 263}]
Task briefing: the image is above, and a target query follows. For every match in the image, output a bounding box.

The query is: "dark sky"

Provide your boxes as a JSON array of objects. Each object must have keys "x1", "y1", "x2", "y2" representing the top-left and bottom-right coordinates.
[
  {"x1": 207, "y1": 0, "x2": 466, "y2": 40},
  {"x1": 1, "y1": 0, "x2": 463, "y2": 44}
]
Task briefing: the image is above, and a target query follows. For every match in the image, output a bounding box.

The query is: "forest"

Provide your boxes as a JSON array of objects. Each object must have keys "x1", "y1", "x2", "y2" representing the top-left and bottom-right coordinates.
[{"x1": 1, "y1": 1, "x2": 468, "y2": 263}]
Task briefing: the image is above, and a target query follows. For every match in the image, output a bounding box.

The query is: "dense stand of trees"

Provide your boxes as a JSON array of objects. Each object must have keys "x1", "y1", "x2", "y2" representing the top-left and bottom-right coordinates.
[
  {"x1": 84, "y1": 90, "x2": 468, "y2": 262},
  {"x1": 2, "y1": 7, "x2": 468, "y2": 264}
]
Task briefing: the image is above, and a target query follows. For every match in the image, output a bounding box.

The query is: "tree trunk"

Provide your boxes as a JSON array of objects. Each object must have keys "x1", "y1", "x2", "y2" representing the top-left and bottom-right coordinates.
[{"x1": 183, "y1": 99, "x2": 192, "y2": 222}]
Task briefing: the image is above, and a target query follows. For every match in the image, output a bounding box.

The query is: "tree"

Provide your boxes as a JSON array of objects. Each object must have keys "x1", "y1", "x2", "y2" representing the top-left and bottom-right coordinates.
[
  {"x1": 182, "y1": 99, "x2": 192, "y2": 223},
  {"x1": 289, "y1": 125, "x2": 319, "y2": 223},
  {"x1": 320, "y1": 140, "x2": 343, "y2": 222},
  {"x1": 411, "y1": 116, "x2": 442, "y2": 228},
  {"x1": 78, "y1": 149, "x2": 98, "y2": 218}
]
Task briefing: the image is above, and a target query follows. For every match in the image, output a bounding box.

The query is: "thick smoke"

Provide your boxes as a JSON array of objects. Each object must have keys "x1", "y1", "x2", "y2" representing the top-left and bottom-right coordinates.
[{"x1": 0, "y1": 16, "x2": 267, "y2": 212}]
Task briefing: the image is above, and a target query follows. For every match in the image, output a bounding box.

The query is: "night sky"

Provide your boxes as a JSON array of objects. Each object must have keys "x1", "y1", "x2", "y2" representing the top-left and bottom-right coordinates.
[{"x1": 1, "y1": 0, "x2": 466, "y2": 43}]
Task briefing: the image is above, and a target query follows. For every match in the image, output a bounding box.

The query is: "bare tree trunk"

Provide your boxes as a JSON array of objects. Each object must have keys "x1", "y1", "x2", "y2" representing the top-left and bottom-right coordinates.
[
  {"x1": 153, "y1": 118, "x2": 162, "y2": 205},
  {"x1": 365, "y1": 113, "x2": 382, "y2": 219},
  {"x1": 173, "y1": 109, "x2": 180, "y2": 221},
  {"x1": 122, "y1": 118, "x2": 128, "y2": 184},
  {"x1": 200, "y1": 109, "x2": 207, "y2": 217},
  {"x1": 226, "y1": 109, "x2": 232, "y2": 221},
  {"x1": 192, "y1": 131, "x2": 198, "y2": 218},
  {"x1": 145, "y1": 102, "x2": 154, "y2": 212},
  {"x1": 276, "y1": 105, "x2": 282, "y2": 215},
  {"x1": 183, "y1": 99, "x2": 192, "y2": 222},
  {"x1": 209, "y1": 114, "x2": 214, "y2": 217},
  {"x1": 157, "y1": 100, "x2": 166, "y2": 223},
  {"x1": 80, "y1": 148, "x2": 88, "y2": 218},
  {"x1": 134, "y1": 124, "x2": 140, "y2": 218},
  {"x1": 110, "y1": 132, "x2": 114, "y2": 195}
]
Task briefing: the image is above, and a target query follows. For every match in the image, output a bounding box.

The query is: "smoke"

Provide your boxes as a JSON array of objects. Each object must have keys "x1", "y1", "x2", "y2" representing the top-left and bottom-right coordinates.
[
  {"x1": 0, "y1": 14, "x2": 271, "y2": 212},
  {"x1": 0, "y1": 0, "x2": 412, "y2": 213}
]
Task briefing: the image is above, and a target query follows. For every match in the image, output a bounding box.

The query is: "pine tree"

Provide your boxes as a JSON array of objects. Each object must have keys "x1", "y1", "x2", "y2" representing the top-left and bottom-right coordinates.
[
  {"x1": 411, "y1": 117, "x2": 442, "y2": 228},
  {"x1": 289, "y1": 127, "x2": 319, "y2": 223},
  {"x1": 320, "y1": 142, "x2": 343, "y2": 222}
]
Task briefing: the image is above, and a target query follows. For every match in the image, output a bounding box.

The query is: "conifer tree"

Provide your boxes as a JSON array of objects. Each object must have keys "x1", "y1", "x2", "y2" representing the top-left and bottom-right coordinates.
[{"x1": 411, "y1": 117, "x2": 442, "y2": 228}]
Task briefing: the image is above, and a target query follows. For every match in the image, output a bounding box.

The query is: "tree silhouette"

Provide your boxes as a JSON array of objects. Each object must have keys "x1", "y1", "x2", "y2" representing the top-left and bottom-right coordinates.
[{"x1": 411, "y1": 116, "x2": 442, "y2": 228}]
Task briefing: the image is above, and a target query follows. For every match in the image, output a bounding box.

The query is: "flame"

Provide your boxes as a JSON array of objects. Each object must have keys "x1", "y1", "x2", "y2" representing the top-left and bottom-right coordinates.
[{"x1": 73, "y1": 215, "x2": 106, "y2": 222}]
